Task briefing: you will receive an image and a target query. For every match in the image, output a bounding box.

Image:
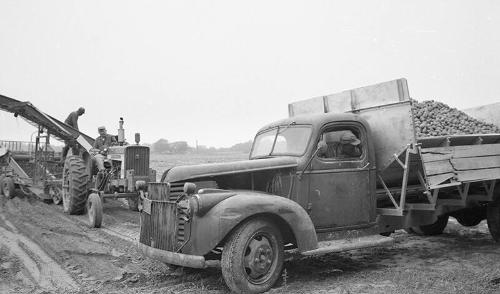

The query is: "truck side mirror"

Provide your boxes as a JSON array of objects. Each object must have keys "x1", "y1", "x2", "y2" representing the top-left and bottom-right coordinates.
[{"x1": 317, "y1": 141, "x2": 328, "y2": 156}]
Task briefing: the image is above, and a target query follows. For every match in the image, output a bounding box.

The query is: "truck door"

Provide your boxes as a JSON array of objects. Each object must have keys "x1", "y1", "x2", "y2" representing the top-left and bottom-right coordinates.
[{"x1": 307, "y1": 123, "x2": 374, "y2": 229}]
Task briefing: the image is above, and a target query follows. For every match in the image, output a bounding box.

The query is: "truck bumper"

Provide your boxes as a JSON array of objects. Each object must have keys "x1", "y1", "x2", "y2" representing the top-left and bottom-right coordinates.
[{"x1": 137, "y1": 242, "x2": 219, "y2": 268}]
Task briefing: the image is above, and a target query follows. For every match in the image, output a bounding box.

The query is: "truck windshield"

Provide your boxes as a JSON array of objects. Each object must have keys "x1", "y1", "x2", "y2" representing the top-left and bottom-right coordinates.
[{"x1": 250, "y1": 125, "x2": 312, "y2": 158}]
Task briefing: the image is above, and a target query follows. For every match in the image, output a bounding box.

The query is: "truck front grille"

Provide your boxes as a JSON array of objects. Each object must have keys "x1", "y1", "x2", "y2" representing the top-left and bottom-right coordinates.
[
  {"x1": 169, "y1": 182, "x2": 191, "y2": 247},
  {"x1": 139, "y1": 182, "x2": 178, "y2": 251},
  {"x1": 125, "y1": 146, "x2": 149, "y2": 176},
  {"x1": 139, "y1": 182, "x2": 191, "y2": 252}
]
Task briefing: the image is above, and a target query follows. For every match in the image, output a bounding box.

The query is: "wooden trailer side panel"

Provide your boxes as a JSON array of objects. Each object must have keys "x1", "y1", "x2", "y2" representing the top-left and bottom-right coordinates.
[{"x1": 421, "y1": 143, "x2": 500, "y2": 187}]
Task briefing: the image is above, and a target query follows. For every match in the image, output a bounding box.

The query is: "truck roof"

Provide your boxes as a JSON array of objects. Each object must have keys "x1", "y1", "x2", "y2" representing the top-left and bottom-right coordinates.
[{"x1": 257, "y1": 112, "x2": 366, "y2": 134}]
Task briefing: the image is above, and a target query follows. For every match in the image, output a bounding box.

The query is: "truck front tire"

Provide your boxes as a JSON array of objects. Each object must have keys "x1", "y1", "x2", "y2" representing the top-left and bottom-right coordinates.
[{"x1": 221, "y1": 218, "x2": 284, "y2": 294}]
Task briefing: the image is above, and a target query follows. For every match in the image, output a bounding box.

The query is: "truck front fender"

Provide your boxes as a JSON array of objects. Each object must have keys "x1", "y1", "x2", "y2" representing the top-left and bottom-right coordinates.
[{"x1": 184, "y1": 192, "x2": 318, "y2": 255}]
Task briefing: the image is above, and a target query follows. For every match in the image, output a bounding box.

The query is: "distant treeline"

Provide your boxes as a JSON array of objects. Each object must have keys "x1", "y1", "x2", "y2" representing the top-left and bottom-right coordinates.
[{"x1": 150, "y1": 139, "x2": 252, "y2": 154}]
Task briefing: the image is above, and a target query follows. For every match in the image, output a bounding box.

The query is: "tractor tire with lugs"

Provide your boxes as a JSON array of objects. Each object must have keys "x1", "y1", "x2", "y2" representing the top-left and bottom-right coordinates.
[
  {"x1": 221, "y1": 218, "x2": 284, "y2": 294},
  {"x1": 62, "y1": 156, "x2": 89, "y2": 215}
]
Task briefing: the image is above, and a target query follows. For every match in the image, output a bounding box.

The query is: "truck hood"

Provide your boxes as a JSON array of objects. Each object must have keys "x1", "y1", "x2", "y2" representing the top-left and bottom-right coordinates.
[{"x1": 163, "y1": 157, "x2": 298, "y2": 183}]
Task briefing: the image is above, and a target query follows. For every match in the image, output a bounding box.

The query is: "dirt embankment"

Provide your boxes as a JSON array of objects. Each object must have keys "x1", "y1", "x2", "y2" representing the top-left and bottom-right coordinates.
[{"x1": 1, "y1": 192, "x2": 500, "y2": 294}]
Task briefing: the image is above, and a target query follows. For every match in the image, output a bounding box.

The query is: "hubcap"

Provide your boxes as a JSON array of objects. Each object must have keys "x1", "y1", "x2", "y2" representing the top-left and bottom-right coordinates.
[{"x1": 243, "y1": 234, "x2": 274, "y2": 282}]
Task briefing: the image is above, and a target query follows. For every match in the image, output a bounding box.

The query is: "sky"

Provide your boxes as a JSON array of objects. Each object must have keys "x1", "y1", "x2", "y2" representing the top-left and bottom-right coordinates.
[{"x1": 1, "y1": 1, "x2": 499, "y2": 147}]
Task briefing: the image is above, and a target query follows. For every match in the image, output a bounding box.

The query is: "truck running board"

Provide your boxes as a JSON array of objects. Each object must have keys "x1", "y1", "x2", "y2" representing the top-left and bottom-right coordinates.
[{"x1": 301, "y1": 235, "x2": 394, "y2": 256}]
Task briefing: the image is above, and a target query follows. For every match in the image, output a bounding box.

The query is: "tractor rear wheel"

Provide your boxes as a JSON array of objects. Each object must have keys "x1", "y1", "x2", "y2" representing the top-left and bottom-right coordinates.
[
  {"x1": 2, "y1": 177, "x2": 16, "y2": 199},
  {"x1": 62, "y1": 156, "x2": 89, "y2": 214},
  {"x1": 87, "y1": 193, "x2": 103, "y2": 228},
  {"x1": 221, "y1": 218, "x2": 284, "y2": 294},
  {"x1": 411, "y1": 215, "x2": 449, "y2": 236}
]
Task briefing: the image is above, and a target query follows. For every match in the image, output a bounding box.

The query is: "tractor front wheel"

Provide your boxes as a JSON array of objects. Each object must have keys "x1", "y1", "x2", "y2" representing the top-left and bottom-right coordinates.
[
  {"x1": 221, "y1": 218, "x2": 284, "y2": 294},
  {"x1": 87, "y1": 193, "x2": 103, "y2": 228},
  {"x1": 62, "y1": 156, "x2": 89, "y2": 214},
  {"x1": 127, "y1": 195, "x2": 139, "y2": 211}
]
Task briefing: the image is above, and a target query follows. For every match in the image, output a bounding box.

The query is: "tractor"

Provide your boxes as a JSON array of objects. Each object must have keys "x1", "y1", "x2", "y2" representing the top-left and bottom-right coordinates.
[{"x1": 62, "y1": 118, "x2": 156, "y2": 227}]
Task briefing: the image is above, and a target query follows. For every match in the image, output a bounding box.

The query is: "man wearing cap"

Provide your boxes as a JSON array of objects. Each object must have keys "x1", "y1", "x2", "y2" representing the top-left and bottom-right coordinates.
[
  {"x1": 321, "y1": 130, "x2": 362, "y2": 159},
  {"x1": 93, "y1": 126, "x2": 117, "y2": 171},
  {"x1": 61, "y1": 107, "x2": 85, "y2": 161},
  {"x1": 336, "y1": 130, "x2": 362, "y2": 158}
]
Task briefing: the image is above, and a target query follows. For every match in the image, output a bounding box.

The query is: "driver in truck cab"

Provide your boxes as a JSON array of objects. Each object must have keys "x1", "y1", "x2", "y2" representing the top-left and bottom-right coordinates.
[
  {"x1": 92, "y1": 126, "x2": 117, "y2": 171},
  {"x1": 322, "y1": 130, "x2": 362, "y2": 159}
]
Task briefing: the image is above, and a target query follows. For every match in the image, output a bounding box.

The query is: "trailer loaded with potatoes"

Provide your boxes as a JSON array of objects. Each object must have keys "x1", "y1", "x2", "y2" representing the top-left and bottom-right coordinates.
[{"x1": 138, "y1": 79, "x2": 500, "y2": 293}]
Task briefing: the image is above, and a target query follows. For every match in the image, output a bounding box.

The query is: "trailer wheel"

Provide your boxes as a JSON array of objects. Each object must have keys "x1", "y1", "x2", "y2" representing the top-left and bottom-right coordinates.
[
  {"x1": 127, "y1": 195, "x2": 139, "y2": 211},
  {"x1": 62, "y1": 156, "x2": 89, "y2": 214},
  {"x1": 51, "y1": 186, "x2": 63, "y2": 205},
  {"x1": 454, "y1": 209, "x2": 483, "y2": 227},
  {"x1": 87, "y1": 193, "x2": 103, "y2": 228},
  {"x1": 411, "y1": 215, "x2": 449, "y2": 236},
  {"x1": 2, "y1": 177, "x2": 16, "y2": 199},
  {"x1": 221, "y1": 218, "x2": 284, "y2": 294}
]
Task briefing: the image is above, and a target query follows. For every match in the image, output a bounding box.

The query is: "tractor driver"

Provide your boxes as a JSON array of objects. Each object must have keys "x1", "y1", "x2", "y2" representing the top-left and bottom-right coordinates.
[{"x1": 92, "y1": 126, "x2": 117, "y2": 171}]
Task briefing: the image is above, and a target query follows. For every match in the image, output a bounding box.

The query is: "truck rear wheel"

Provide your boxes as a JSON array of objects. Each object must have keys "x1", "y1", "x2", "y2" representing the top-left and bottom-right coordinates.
[
  {"x1": 62, "y1": 156, "x2": 89, "y2": 215},
  {"x1": 2, "y1": 177, "x2": 16, "y2": 199},
  {"x1": 411, "y1": 215, "x2": 449, "y2": 236},
  {"x1": 221, "y1": 218, "x2": 284, "y2": 294},
  {"x1": 487, "y1": 200, "x2": 500, "y2": 242}
]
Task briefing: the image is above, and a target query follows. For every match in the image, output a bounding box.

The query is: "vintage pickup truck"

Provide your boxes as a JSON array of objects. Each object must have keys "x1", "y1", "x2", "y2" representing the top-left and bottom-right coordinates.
[{"x1": 138, "y1": 79, "x2": 500, "y2": 293}]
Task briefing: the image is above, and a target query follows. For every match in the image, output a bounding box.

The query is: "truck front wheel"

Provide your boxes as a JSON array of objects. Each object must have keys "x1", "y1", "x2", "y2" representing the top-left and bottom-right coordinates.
[
  {"x1": 411, "y1": 215, "x2": 449, "y2": 236},
  {"x1": 221, "y1": 218, "x2": 284, "y2": 294}
]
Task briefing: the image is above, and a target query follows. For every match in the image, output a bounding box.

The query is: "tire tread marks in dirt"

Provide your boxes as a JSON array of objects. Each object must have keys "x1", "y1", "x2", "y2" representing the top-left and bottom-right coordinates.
[
  {"x1": 63, "y1": 156, "x2": 89, "y2": 215},
  {"x1": 0, "y1": 219, "x2": 79, "y2": 291}
]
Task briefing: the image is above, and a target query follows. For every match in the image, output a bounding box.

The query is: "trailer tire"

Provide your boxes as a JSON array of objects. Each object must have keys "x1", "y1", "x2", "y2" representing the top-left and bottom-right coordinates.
[
  {"x1": 411, "y1": 215, "x2": 449, "y2": 236},
  {"x1": 2, "y1": 177, "x2": 16, "y2": 199},
  {"x1": 127, "y1": 195, "x2": 139, "y2": 211},
  {"x1": 62, "y1": 156, "x2": 89, "y2": 215},
  {"x1": 87, "y1": 193, "x2": 103, "y2": 228},
  {"x1": 221, "y1": 218, "x2": 284, "y2": 294},
  {"x1": 454, "y1": 209, "x2": 484, "y2": 227}
]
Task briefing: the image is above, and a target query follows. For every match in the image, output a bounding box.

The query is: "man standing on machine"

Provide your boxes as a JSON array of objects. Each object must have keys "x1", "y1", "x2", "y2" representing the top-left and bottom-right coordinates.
[{"x1": 61, "y1": 107, "x2": 85, "y2": 162}]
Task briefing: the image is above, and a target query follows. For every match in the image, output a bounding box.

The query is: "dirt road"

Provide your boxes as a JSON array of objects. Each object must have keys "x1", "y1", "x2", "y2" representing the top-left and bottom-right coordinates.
[{"x1": 1, "y1": 192, "x2": 500, "y2": 294}]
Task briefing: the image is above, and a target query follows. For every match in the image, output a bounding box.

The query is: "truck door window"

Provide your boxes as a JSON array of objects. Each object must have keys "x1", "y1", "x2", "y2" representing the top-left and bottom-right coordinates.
[{"x1": 318, "y1": 128, "x2": 363, "y2": 160}]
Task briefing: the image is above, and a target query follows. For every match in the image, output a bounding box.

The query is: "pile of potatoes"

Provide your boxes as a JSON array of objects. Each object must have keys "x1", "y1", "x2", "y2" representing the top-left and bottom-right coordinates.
[{"x1": 412, "y1": 100, "x2": 500, "y2": 137}]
